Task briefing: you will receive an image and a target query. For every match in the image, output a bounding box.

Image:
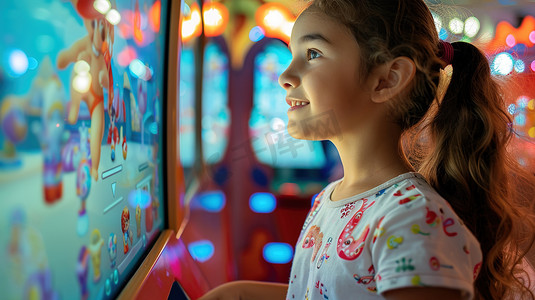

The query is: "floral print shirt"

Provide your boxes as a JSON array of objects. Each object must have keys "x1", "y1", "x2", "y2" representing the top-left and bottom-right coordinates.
[{"x1": 286, "y1": 173, "x2": 482, "y2": 300}]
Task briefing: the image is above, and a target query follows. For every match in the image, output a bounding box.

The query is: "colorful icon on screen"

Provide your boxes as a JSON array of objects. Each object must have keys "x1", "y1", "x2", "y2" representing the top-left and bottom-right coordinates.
[
  {"x1": 77, "y1": 246, "x2": 89, "y2": 300},
  {"x1": 108, "y1": 233, "x2": 117, "y2": 268},
  {"x1": 135, "y1": 204, "x2": 142, "y2": 237},
  {"x1": 76, "y1": 158, "x2": 91, "y2": 236},
  {"x1": 121, "y1": 206, "x2": 133, "y2": 254},
  {"x1": 88, "y1": 229, "x2": 104, "y2": 282}
]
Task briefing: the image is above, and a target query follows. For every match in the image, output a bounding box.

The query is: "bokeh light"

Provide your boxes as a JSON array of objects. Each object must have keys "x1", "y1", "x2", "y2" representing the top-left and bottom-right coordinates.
[
  {"x1": 449, "y1": 18, "x2": 464, "y2": 35},
  {"x1": 491, "y1": 52, "x2": 514, "y2": 75},
  {"x1": 249, "y1": 26, "x2": 265, "y2": 42},
  {"x1": 7, "y1": 49, "x2": 29, "y2": 77},
  {"x1": 514, "y1": 60, "x2": 525, "y2": 73},
  {"x1": 464, "y1": 16, "x2": 480, "y2": 37},
  {"x1": 188, "y1": 240, "x2": 215, "y2": 262},
  {"x1": 249, "y1": 192, "x2": 276, "y2": 213},
  {"x1": 506, "y1": 34, "x2": 516, "y2": 47},
  {"x1": 195, "y1": 190, "x2": 226, "y2": 212},
  {"x1": 106, "y1": 9, "x2": 121, "y2": 25},
  {"x1": 263, "y1": 242, "x2": 293, "y2": 264}
]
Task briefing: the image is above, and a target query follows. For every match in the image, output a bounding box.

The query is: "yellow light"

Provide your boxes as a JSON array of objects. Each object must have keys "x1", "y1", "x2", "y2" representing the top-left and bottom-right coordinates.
[
  {"x1": 202, "y1": 2, "x2": 228, "y2": 37},
  {"x1": 264, "y1": 10, "x2": 284, "y2": 29},
  {"x1": 529, "y1": 127, "x2": 535, "y2": 138},
  {"x1": 204, "y1": 8, "x2": 222, "y2": 27},
  {"x1": 256, "y1": 3, "x2": 296, "y2": 44},
  {"x1": 181, "y1": 2, "x2": 202, "y2": 42},
  {"x1": 182, "y1": 20, "x2": 196, "y2": 38},
  {"x1": 191, "y1": 10, "x2": 201, "y2": 25},
  {"x1": 282, "y1": 21, "x2": 293, "y2": 39},
  {"x1": 528, "y1": 99, "x2": 534, "y2": 110}
]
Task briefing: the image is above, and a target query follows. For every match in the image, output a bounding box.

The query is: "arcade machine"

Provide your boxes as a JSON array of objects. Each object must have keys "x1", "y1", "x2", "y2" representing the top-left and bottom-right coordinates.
[
  {"x1": 173, "y1": 0, "x2": 337, "y2": 286},
  {"x1": 177, "y1": 0, "x2": 235, "y2": 288},
  {"x1": 0, "y1": 0, "x2": 210, "y2": 299}
]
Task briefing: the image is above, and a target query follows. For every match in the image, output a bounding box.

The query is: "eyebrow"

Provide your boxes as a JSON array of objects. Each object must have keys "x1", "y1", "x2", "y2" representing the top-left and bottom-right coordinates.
[{"x1": 288, "y1": 33, "x2": 332, "y2": 52}]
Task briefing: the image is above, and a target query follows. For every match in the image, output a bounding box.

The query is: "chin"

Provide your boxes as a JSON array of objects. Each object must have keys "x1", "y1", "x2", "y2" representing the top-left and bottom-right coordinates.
[{"x1": 287, "y1": 120, "x2": 330, "y2": 141}]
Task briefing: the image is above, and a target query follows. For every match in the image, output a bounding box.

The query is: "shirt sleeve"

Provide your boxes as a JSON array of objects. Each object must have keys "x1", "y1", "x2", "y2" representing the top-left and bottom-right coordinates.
[{"x1": 370, "y1": 191, "x2": 482, "y2": 298}]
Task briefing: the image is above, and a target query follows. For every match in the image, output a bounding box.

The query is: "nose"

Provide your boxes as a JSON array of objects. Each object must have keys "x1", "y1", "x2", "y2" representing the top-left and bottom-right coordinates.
[{"x1": 278, "y1": 63, "x2": 299, "y2": 90}]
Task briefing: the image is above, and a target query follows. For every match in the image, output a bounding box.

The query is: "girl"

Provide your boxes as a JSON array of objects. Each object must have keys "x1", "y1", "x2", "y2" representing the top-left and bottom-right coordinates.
[{"x1": 199, "y1": 0, "x2": 535, "y2": 299}]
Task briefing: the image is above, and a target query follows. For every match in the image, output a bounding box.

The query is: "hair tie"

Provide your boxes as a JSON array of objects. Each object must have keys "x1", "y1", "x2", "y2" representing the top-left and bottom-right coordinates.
[{"x1": 438, "y1": 40, "x2": 454, "y2": 66}]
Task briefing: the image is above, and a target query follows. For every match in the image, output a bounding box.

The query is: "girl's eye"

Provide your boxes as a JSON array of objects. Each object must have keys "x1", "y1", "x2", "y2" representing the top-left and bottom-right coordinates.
[{"x1": 306, "y1": 49, "x2": 321, "y2": 61}]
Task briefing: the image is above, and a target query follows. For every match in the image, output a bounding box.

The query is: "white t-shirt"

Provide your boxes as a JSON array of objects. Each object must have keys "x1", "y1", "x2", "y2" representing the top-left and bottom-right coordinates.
[{"x1": 286, "y1": 173, "x2": 482, "y2": 300}]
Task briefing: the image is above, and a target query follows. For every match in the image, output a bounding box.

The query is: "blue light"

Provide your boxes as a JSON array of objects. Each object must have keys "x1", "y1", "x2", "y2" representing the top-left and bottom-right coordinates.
[
  {"x1": 249, "y1": 192, "x2": 276, "y2": 213},
  {"x1": 507, "y1": 104, "x2": 516, "y2": 115},
  {"x1": 263, "y1": 243, "x2": 293, "y2": 264},
  {"x1": 515, "y1": 114, "x2": 526, "y2": 126},
  {"x1": 195, "y1": 190, "x2": 226, "y2": 212},
  {"x1": 188, "y1": 240, "x2": 214, "y2": 262},
  {"x1": 438, "y1": 29, "x2": 448, "y2": 41},
  {"x1": 514, "y1": 60, "x2": 525, "y2": 73},
  {"x1": 311, "y1": 193, "x2": 319, "y2": 207},
  {"x1": 128, "y1": 189, "x2": 151, "y2": 208},
  {"x1": 249, "y1": 26, "x2": 265, "y2": 42}
]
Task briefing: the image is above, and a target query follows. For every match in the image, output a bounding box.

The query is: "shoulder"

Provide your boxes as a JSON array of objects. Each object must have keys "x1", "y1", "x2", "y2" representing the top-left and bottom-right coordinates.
[
  {"x1": 375, "y1": 175, "x2": 457, "y2": 220},
  {"x1": 370, "y1": 174, "x2": 482, "y2": 298}
]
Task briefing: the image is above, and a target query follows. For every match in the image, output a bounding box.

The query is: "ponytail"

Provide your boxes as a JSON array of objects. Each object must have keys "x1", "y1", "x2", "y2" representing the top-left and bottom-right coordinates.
[{"x1": 419, "y1": 41, "x2": 535, "y2": 299}]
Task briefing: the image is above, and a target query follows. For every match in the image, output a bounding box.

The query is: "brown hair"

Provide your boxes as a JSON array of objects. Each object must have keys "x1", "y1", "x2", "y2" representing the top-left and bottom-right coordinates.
[{"x1": 308, "y1": 0, "x2": 535, "y2": 298}]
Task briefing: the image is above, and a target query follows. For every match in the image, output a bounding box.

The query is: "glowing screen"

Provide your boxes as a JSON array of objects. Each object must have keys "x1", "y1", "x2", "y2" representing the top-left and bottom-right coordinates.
[
  {"x1": 179, "y1": 46, "x2": 195, "y2": 167},
  {"x1": 202, "y1": 42, "x2": 230, "y2": 164},
  {"x1": 0, "y1": 0, "x2": 168, "y2": 299}
]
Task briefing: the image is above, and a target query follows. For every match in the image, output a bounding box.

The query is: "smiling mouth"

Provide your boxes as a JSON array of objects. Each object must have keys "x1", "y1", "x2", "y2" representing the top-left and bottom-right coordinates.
[{"x1": 286, "y1": 98, "x2": 310, "y2": 110}]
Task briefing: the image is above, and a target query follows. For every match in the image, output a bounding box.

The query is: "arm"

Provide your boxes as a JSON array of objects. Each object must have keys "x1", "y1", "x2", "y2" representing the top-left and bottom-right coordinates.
[
  {"x1": 383, "y1": 287, "x2": 467, "y2": 300},
  {"x1": 198, "y1": 280, "x2": 288, "y2": 300},
  {"x1": 57, "y1": 37, "x2": 89, "y2": 69}
]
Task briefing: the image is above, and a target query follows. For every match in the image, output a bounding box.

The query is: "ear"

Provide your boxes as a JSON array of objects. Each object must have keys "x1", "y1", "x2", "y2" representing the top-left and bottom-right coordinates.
[{"x1": 370, "y1": 57, "x2": 416, "y2": 103}]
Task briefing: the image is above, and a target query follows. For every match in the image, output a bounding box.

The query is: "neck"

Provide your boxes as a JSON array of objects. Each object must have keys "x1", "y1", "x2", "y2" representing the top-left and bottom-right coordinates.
[{"x1": 330, "y1": 122, "x2": 414, "y2": 199}]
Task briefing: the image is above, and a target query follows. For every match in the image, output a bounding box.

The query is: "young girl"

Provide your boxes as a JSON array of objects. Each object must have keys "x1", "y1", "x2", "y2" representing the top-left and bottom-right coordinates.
[{"x1": 199, "y1": 0, "x2": 535, "y2": 299}]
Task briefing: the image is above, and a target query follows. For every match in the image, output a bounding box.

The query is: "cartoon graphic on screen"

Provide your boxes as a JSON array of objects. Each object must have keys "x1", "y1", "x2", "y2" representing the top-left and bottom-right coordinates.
[
  {"x1": 76, "y1": 123, "x2": 91, "y2": 236},
  {"x1": 135, "y1": 204, "x2": 142, "y2": 237},
  {"x1": 121, "y1": 206, "x2": 133, "y2": 254},
  {"x1": 32, "y1": 61, "x2": 66, "y2": 204},
  {"x1": 77, "y1": 246, "x2": 89, "y2": 300},
  {"x1": 143, "y1": 186, "x2": 153, "y2": 233},
  {"x1": 107, "y1": 85, "x2": 127, "y2": 162},
  {"x1": 0, "y1": 96, "x2": 27, "y2": 167},
  {"x1": 108, "y1": 233, "x2": 117, "y2": 268},
  {"x1": 88, "y1": 229, "x2": 104, "y2": 282},
  {"x1": 137, "y1": 79, "x2": 147, "y2": 146},
  {"x1": 6, "y1": 208, "x2": 58, "y2": 300},
  {"x1": 56, "y1": 0, "x2": 116, "y2": 181}
]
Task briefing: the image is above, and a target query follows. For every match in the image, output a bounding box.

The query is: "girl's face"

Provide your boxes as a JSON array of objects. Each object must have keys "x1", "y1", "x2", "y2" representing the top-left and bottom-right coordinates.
[{"x1": 279, "y1": 8, "x2": 377, "y2": 141}]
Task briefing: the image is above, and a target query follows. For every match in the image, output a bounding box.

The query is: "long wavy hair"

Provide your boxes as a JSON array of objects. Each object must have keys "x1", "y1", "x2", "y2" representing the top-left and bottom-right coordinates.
[{"x1": 308, "y1": 0, "x2": 535, "y2": 298}]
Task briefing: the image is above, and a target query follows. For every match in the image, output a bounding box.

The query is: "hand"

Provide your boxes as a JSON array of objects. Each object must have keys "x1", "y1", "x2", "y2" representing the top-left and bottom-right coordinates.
[
  {"x1": 198, "y1": 280, "x2": 287, "y2": 300},
  {"x1": 197, "y1": 281, "x2": 245, "y2": 300}
]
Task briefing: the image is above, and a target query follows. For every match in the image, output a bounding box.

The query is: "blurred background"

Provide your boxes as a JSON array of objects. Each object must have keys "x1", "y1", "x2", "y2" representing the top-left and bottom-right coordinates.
[{"x1": 0, "y1": 0, "x2": 534, "y2": 299}]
